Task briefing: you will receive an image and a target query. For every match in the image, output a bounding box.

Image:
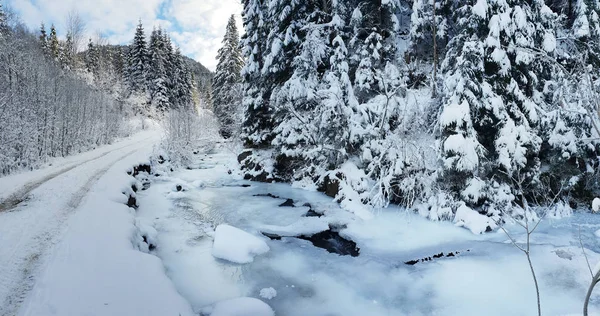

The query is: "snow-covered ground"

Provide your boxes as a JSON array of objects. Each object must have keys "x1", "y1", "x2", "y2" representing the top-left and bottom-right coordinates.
[
  {"x1": 133, "y1": 144, "x2": 600, "y2": 316},
  {"x1": 3, "y1": 137, "x2": 600, "y2": 316}
]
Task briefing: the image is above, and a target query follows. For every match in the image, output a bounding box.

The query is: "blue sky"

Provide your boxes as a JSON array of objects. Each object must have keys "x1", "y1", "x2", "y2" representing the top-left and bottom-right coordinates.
[{"x1": 7, "y1": 0, "x2": 243, "y2": 70}]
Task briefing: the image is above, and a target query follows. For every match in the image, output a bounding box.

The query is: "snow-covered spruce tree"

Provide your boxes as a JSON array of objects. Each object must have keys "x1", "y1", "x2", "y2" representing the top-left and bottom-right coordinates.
[
  {"x1": 346, "y1": 0, "x2": 430, "y2": 208},
  {"x1": 265, "y1": 0, "x2": 336, "y2": 182},
  {"x1": 212, "y1": 15, "x2": 244, "y2": 138},
  {"x1": 438, "y1": 0, "x2": 562, "y2": 230},
  {"x1": 147, "y1": 27, "x2": 170, "y2": 111},
  {"x1": 240, "y1": 0, "x2": 274, "y2": 148},
  {"x1": 48, "y1": 24, "x2": 60, "y2": 61},
  {"x1": 572, "y1": 0, "x2": 600, "y2": 40},
  {"x1": 126, "y1": 21, "x2": 149, "y2": 94},
  {"x1": 171, "y1": 47, "x2": 194, "y2": 109},
  {"x1": 39, "y1": 23, "x2": 48, "y2": 54},
  {"x1": 60, "y1": 33, "x2": 74, "y2": 69},
  {"x1": 112, "y1": 46, "x2": 126, "y2": 81},
  {"x1": 85, "y1": 38, "x2": 99, "y2": 76},
  {"x1": 162, "y1": 33, "x2": 176, "y2": 106},
  {"x1": 537, "y1": 0, "x2": 600, "y2": 206}
]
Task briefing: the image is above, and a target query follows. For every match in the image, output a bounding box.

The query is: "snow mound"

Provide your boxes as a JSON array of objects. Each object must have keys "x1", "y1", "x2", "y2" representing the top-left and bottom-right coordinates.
[
  {"x1": 453, "y1": 203, "x2": 494, "y2": 234},
  {"x1": 593, "y1": 198, "x2": 600, "y2": 212},
  {"x1": 212, "y1": 224, "x2": 270, "y2": 264},
  {"x1": 211, "y1": 297, "x2": 274, "y2": 316},
  {"x1": 259, "y1": 287, "x2": 277, "y2": 300}
]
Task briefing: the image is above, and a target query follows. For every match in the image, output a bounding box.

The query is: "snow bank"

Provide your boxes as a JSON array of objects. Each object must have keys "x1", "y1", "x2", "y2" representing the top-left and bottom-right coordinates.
[
  {"x1": 453, "y1": 203, "x2": 494, "y2": 234},
  {"x1": 212, "y1": 224, "x2": 270, "y2": 264},
  {"x1": 210, "y1": 297, "x2": 274, "y2": 316},
  {"x1": 593, "y1": 198, "x2": 600, "y2": 212}
]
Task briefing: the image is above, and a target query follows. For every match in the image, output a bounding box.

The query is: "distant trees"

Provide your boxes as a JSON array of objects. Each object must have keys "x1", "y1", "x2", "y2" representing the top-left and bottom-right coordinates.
[
  {"x1": 122, "y1": 21, "x2": 194, "y2": 111},
  {"x1": 0, "y1": 5, "x2": 123, "y2": 175},
  {"x1": 212, "y1": 15, "x2": 244, "y2": 138}
]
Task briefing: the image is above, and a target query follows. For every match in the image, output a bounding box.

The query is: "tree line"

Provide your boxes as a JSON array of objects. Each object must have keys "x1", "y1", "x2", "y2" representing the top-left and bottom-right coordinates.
[{"x1": 0, "y1": 4, "x2": 123, "y2": 175}]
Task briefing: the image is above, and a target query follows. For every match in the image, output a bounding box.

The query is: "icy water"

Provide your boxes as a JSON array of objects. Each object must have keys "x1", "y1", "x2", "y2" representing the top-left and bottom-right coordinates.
[{"x1": 136, "y1": 150, "x2": 600, "y2": 316}]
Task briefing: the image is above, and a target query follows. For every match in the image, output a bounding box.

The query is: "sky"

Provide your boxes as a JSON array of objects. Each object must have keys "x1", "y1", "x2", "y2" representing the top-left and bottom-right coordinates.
[{"x1": 6, "y1": 0, "x2": 243, "y2": 71}]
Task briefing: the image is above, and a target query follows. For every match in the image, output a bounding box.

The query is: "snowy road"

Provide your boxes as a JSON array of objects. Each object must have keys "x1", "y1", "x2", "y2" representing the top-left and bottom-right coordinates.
[{"x1": 0, "y1": 130, "x2": 192, "y2": 316}]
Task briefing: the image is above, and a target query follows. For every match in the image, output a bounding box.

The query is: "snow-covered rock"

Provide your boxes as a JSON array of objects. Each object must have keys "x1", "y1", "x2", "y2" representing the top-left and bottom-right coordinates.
[
  {"x1": 453, "y1": 203, "x2": 494, "y2": 234},
  {"x1": 259, "y1": 287, "x2": 277, "y2": 300},
  {"x1": 593, "y1": 198, "x2": 600, "y2": 213},
  {"x1": 211, "y1": 224, "x2": 270, "y2": 264},
  {"x1": 210, "y1": 297, "x2": 274, "y2": 316}
]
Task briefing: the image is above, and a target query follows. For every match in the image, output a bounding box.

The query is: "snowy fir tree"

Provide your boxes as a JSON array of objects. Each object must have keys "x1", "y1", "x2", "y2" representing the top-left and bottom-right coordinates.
[
  {"x1": 212, "y1": 15, "x2": 244, "y2": 138},
  {"x1": 48, "y1": 24, "x2": 60, "y2": 60},
  {"x1": 147, "y1": 27, "x2": 170, "y2": 110},
  {"x1": 240, "y1": 0, "x2": 273, "y2": 149},
  {"x1": 85, "y1": 38, "x2": 104, "y2": 81},
  {"x1": 126, "y1": 21, "x2": 149, "y2": 94},
  {"x1": 39, "y1": 23, "x2": 48, "y2": 53},
  {"x1": 572, "y1": 0, "x2": 600, "y2": 40}
]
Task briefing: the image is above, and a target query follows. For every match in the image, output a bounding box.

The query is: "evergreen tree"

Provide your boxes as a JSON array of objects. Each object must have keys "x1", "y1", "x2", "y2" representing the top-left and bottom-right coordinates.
[
  {"x1": 126, "y1": 20, "x2": 149, "y2": 93},
  {"x1": 147, "y1": 27, "x2": 170, "y2": 110},
  {"x1": 39, "y1": 23, "x2": 48, "y2": 53},
  {"x1": 212, "y1": 15, "x2": 244, "y2": 138},
  {"x1": 61, "y1": 33, "x2": 74, "y2": 69},
  {"x1": 240, "y1": 0, "x2": 273, "y2": 147},
  {"x1": 85, "y1": 38, "x2": 99, "y2": 76},
  {"x1": 49, "y1": 24, "x2": 60, "y2": 60},
  {"x1": 172, "y1": 47, "x2": 193, "y2": 108},
  {"x1": 112, "y1": 46, "x2": 125, "y2": 80},
  {"x1": 315, "y1": 9, "x2": 357, "y2": 169},
  {"x1": 267, "y1": 0, "x2": 333, "y2": 180},
  {"x1": 439, "y1": 0, "x2": 561, "y2": 216},
  {"x1": 572, "y1": 0, "x2": 600, "y2": 39}
]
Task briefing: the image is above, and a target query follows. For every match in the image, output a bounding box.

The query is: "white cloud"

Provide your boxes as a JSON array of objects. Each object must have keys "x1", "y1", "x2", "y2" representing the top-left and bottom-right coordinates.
[{"x1": 6, "y1": 0, "x2": 242, "y2": 71}]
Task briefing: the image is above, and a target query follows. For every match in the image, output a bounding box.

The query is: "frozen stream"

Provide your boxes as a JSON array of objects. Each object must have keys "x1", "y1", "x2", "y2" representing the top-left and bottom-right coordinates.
[{"x1": 136, "y1": 149, "x2": 600, "y2": 316}]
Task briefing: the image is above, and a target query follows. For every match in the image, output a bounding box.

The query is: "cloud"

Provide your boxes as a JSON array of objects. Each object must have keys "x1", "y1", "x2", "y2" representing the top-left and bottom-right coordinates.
[{"x1": 6, "y1": 0, "x2": 243, "y2": 71}]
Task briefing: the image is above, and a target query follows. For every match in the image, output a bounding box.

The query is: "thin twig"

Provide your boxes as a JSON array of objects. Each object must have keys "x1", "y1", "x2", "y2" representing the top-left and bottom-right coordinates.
[{"x1": 579, "y1": 225, "x2": 594, "y2": 279}]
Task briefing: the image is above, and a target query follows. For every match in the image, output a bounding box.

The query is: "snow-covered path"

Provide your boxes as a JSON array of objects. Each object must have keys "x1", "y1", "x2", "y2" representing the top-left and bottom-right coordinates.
[{"x1": 0, "y1": 130, "x2": 192, "y2": 316}]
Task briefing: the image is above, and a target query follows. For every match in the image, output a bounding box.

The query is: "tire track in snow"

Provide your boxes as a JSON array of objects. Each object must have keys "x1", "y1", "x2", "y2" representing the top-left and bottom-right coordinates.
[
  {"x1": 0, "y1": 143, "x2": 148, "y2": 316},
  {"x1": 0, "y1": 138, "x2": 150, "y2": 213}
]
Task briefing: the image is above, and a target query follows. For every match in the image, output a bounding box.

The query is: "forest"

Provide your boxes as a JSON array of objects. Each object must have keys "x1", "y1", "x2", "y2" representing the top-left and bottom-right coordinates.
[{"x1": 212, "y1": 0, "x2": 600, "y2": 234}]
